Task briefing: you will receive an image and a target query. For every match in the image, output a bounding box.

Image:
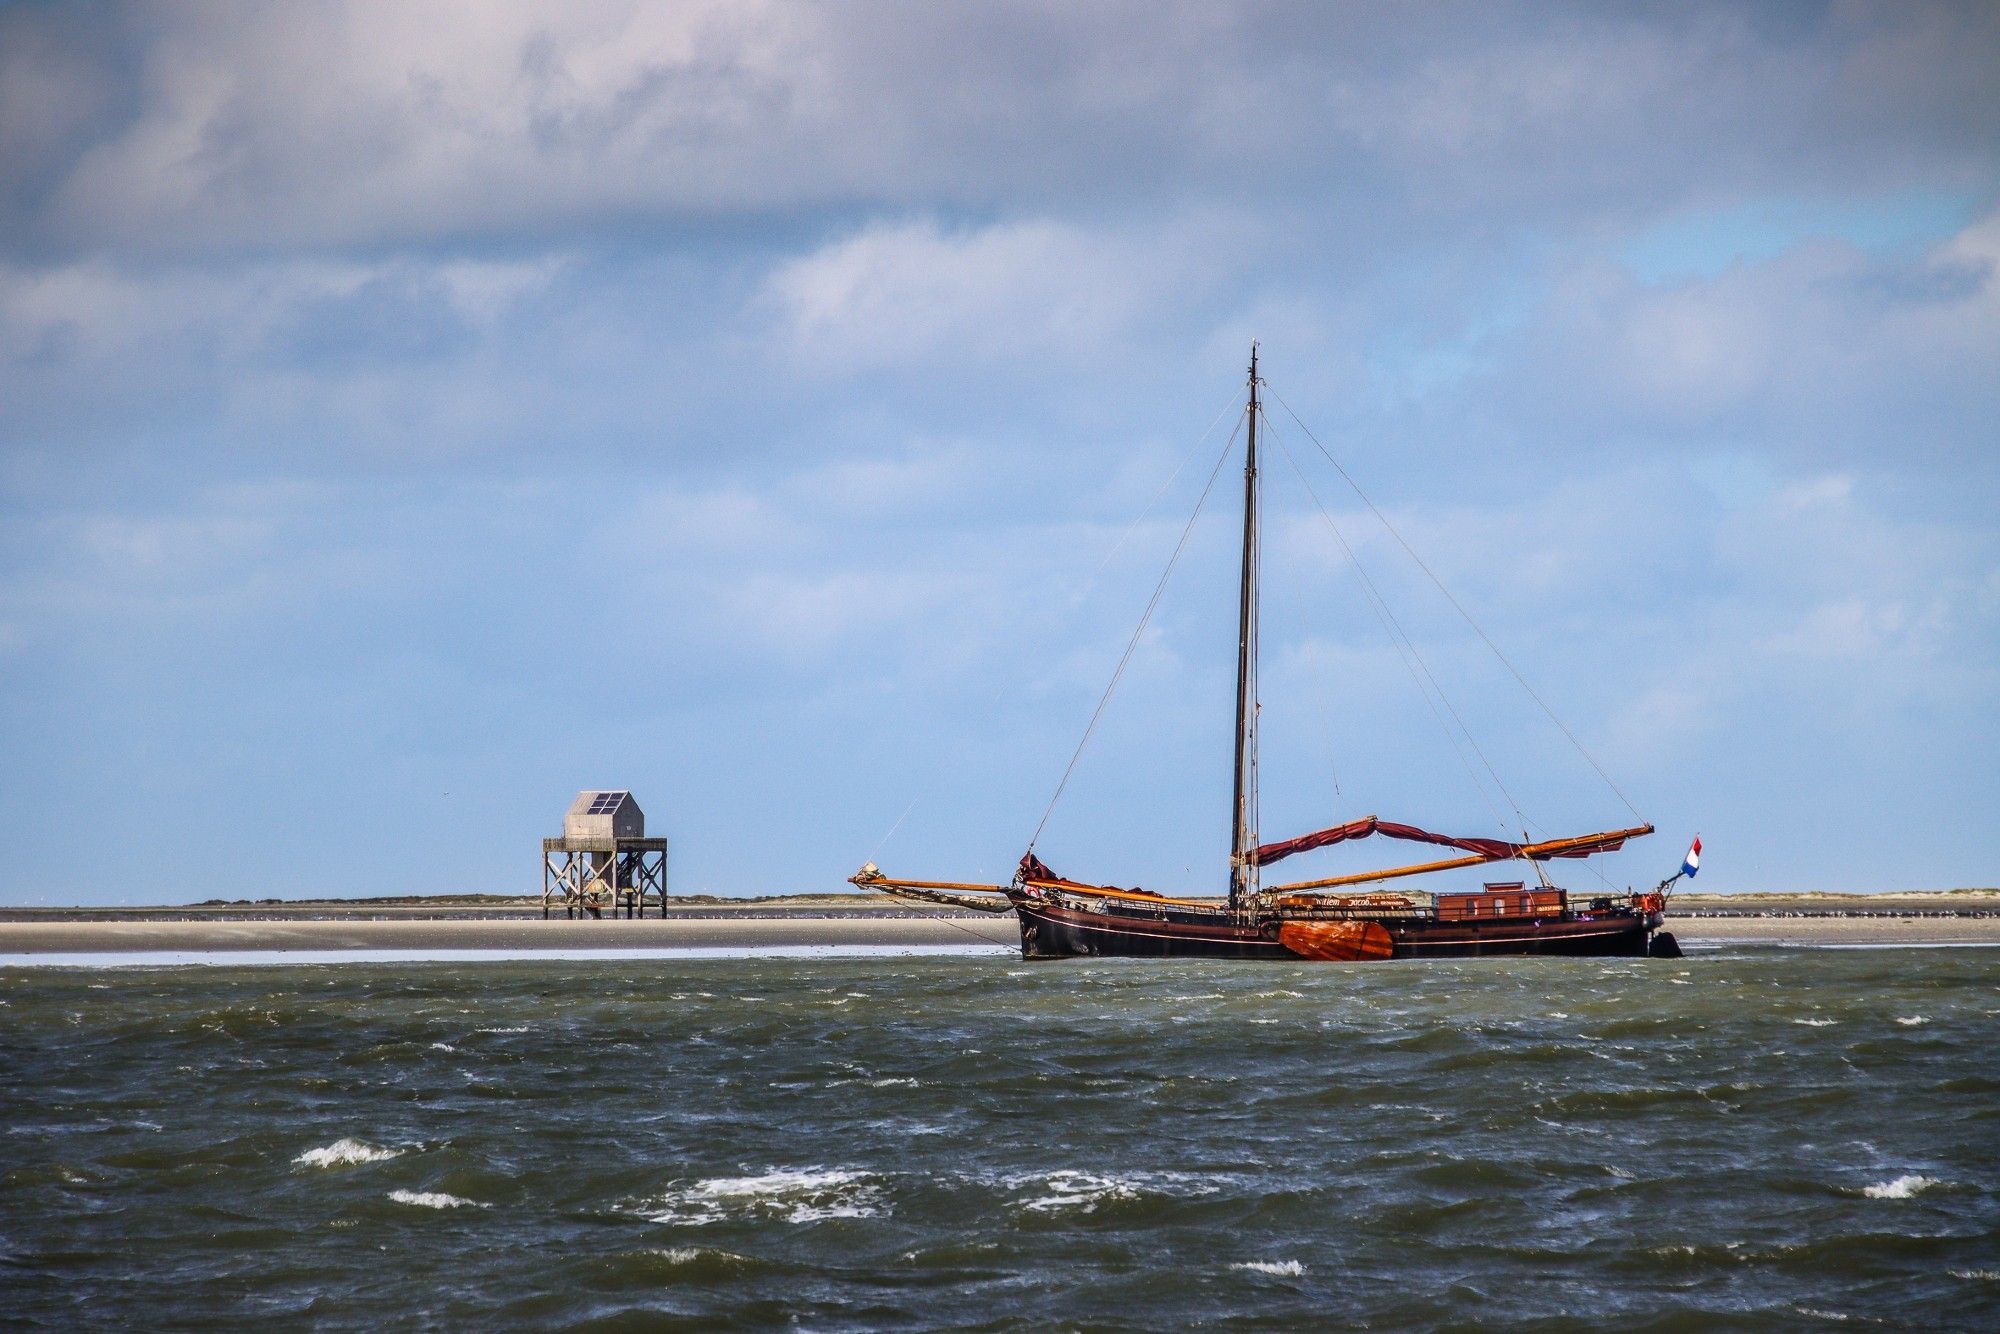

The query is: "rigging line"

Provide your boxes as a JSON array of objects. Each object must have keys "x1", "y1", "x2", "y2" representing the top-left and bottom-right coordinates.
[
  {"x1": 1263, "y1": 416, "x2": 1519, "y2": 837},
  {"x1": 869, "y1": 891, "x2": 1020, "y2": 949},
  {"x1": 1263, "y1": 411, "x2": 1508, "y2": 833},
  {"x1": 906, "y1": 901, "x2": 1020, "y2": 950},
  {"x1": 869, "y1": 392, "x2": 1243, "y2": 868},
  {"x1": 1272, "y1": 415, "x2": 1532, "y2": 836},
  {"x1": 866, "y1": 796, "x2": 920, "y2": 866},
  {"x1": 1069, "y1": 386, "x2": 1245, "y2": 609},
  {"x1": 1301, "y1": 681, "x2": 1348, "y2": 809},
  {"x1": 1477, "y1": 797, "x2": 1623, "y2": 891},
  {"x1": 1268, "y1": 416, "x2": 1623, "y2": 892},
  {"x1": 1248, "y1": 411, "x2": 1352, "y2": 827},
  {"x1": 1267, "y1": 387, "x2": 1644, "y2": 823},
  {"x1": 1028, "y1": 414, "x2": 1244, "y2": 853},
  {"x1": 1267, "y1": 423, "x2": 1511, "y2": 838}
]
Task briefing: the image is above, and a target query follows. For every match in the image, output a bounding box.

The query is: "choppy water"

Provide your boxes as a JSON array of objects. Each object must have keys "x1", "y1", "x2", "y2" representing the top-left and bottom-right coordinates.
[{"x1": 3, "y1": 946, "x2": 1996, "y2": 1329}]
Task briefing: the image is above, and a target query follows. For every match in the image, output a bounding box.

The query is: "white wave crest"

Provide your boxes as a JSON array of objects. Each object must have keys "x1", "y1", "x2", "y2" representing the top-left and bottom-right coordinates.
[
  {"x1": 388, "y1": 1189, "x2": 483, "y2": 1209},
  {"x1": 1018, "y1": 1172, "x2": 1138, "y2": 1214},
  {"x1": 1010, "y1": 1170, "x2": 1222, "y2": 1215},
  {"x1": 1232, "y1": 1260, "x2": 1306, "y2": 1276},
  {"x1": 294, "y1": 1138, "x2": 401, "y2": 1168},
  {"x1": 638, "y1": 1169, "x2": 882, "y2": 1225},
  {"x1": 1863, "y1": 1174, "x2": 1941, "y2": 1199},
  {"x1": 643, "y1": 1246, "x2": 750, "y2": 1268},
  {"x1": 1791, "y1": 1018, "x2": 1836, "y2": 1027},
  {"x1": 828, "y1": 1075, "x2": 920, "y2": 1088},
  {"x1": 650, "y1": 1248, "x2": 701, "y2": 1263},
  {"x1": 1894, "y1": 1016, "x2": 1928, "y2": 1027}
]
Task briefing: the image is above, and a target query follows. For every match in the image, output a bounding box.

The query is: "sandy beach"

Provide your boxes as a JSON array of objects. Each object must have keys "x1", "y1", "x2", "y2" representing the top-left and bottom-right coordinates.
[
  {"x1": 1, "y1": 906, "x2": 1995, "y2": 954},
  {"x1": 0, "y1": 914, "x2": 1022, "y2": 955},
  {"x1": 1666, "y1": 914, "x2": 2000, "y2": 946}
]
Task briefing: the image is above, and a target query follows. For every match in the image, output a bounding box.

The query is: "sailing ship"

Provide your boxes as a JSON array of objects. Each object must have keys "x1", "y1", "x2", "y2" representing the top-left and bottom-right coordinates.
[{"x1": 854, "y1": 347, "x2": 1683, "y2": 961}]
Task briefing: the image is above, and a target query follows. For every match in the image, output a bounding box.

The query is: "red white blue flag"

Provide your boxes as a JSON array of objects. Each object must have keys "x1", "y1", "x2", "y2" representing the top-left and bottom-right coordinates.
[{"x1": 1681, "y1": 837, "x2": 1701, "y2": 878}]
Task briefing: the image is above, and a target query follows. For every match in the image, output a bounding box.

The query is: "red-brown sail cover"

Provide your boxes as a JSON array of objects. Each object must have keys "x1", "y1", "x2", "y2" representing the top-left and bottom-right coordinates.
[
  {"x1": 1019, "y1": 852, "x2": 1060, "y2": 884},
  {"x1": 1016, "y1": 852, "x2": 1167, "y2": 897},
  {"x1": 1250, "y1": 817, "x2": 1635, "y2": 868}
]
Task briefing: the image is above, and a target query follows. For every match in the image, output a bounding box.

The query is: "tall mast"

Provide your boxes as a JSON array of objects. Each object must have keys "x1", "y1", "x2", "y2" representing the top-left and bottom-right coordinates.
[{"x1": 1229, "y1": 344, "x2": 1262, "y2": 907}]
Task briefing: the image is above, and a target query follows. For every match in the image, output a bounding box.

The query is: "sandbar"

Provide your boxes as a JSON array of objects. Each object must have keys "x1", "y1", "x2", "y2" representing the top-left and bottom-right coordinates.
[
  {"x1": 0, "y1": 915, "x2": 1017, "y2": 955},
  {"x1": 1, "y1": 910, "x2": 1995, "y2": 955}
]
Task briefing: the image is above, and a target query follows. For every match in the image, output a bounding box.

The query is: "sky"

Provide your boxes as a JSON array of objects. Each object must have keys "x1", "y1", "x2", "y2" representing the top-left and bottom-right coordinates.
[{"x1": 1, "y1": 1, "x2": 1996, "y2": 904}]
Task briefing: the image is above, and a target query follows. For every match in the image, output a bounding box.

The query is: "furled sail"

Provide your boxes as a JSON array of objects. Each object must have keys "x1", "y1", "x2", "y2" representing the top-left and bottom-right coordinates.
[
  {"x1": 1252, "y1": 816, "x2": 1646, "y2": 869},
  {"x1": 1262, "y1": 821, "x2": 1655, "y2": 893}
]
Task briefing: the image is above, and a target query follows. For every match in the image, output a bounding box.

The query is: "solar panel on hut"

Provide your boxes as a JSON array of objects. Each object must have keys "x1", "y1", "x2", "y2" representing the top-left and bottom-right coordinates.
[{"x1": 570, "y1": 790, "x2": 644, "y2": 839}]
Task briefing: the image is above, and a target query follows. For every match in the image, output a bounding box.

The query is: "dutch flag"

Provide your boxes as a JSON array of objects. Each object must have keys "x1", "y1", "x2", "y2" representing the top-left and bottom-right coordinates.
[{"x1": 1681, "y1": 837, "x2": 1701, "y2": 878}]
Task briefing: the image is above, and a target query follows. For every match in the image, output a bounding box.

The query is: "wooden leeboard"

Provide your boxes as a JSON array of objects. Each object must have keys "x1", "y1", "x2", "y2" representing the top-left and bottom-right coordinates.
[{"x1": 1277, "y1": 919, "x2": 1395, "y2": 961}]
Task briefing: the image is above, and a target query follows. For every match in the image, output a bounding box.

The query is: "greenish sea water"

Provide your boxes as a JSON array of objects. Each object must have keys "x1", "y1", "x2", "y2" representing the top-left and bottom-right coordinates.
[{"x1": 2, "y1": 946, "x2": 1996, "y2": 1330}]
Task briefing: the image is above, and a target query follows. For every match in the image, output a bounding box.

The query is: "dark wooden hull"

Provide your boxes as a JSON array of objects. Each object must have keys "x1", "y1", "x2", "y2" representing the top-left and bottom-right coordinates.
[{"x1": 1013, "y1": 897, "x2": 1656, "y2": 961}]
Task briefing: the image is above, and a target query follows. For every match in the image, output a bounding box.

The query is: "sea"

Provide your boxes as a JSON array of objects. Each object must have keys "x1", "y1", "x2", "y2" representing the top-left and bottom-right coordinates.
[{"x1": 3, "y1": 944, "x2": 1996, "y2": 1329}]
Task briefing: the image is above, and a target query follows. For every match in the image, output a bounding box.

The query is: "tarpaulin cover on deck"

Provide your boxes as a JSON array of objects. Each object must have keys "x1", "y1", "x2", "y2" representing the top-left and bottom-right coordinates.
[{"x1": 1250, "y1": 816, "x2": 1639, "y2": 869}]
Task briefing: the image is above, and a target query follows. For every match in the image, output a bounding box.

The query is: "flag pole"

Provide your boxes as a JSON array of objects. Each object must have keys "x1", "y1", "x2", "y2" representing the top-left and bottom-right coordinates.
[{"x1": 1657, "y1": 833, "x2": 1700, "y2": 904}]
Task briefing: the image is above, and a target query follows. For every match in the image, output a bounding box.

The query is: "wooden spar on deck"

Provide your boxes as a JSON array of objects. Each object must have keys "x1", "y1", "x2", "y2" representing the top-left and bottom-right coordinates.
[
  {"x1": 1024, "y1": 880, "x2": 1221, "y2": 908},
  {"x1": 852, "y1": 867, "x2": 1221, "y2": 910},
  {"x1": 1267, "y1": 823, "x2": 1654, "y2": 893},
  {"x1": 850, "y1": 872, "x2": 1009, "y2": 895},
  {"x1": 848, "y1": 868, "x2": 1014, "y2": 913}
]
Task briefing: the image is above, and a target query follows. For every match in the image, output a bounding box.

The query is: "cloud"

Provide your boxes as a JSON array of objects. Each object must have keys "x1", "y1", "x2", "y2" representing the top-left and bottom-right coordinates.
[
  {"x1": 760, "y1": 216, "x2": 1228, "y2": 370},
  {"x1": 5, "y1": 3, "x2": 1997, "y2": 259},
  {"x1": 1255, "y1": 457, "x2": 1997, "y2": 777},
  {"x1": 1471, "y1": 207, "x2": 2000, "y2": 475},
  {"x1": 29, "y1": 2, "x2": 814, "y2": 254},
  {"x1": 0, "y1": 480, "x2": 390, "y2": 652},
  {"x1": 3, "y1": 3, "x2": 1998, "y2": 898},
  {"x1": 0, "y1": 253, "x2": 561, "y2": 367},
  {"x1": 1597, "y1": 468, "x2": 1998, "y2": 773}
]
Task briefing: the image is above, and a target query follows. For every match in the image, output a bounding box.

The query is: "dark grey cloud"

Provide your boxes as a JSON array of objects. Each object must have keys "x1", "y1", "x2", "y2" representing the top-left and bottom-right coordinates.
[{"x1": 2, "y1": 2, "x2": 1995, "y2": 259}]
